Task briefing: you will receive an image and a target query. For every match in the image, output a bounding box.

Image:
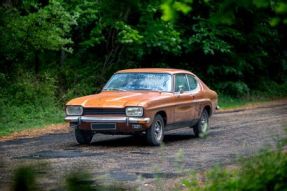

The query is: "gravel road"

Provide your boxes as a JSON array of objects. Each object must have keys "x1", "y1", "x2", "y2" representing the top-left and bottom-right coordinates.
[{"x1": 0, "y1": 104, "x2": 287, "y2": 190}]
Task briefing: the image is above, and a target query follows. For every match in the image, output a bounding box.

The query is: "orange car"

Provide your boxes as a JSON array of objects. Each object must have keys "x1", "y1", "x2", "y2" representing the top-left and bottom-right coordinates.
[{"x1": 65, "y1": 68, "x2": 218, "y2": 146}]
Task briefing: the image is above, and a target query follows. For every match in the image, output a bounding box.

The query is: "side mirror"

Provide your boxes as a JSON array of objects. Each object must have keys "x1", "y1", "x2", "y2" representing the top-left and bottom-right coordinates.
[{"x1": 178, "y1": 85, "x2": 184, "y2": 94}]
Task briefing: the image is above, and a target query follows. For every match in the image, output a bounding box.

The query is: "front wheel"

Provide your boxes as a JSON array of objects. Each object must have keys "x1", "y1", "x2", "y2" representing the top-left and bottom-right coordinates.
[
  {"x1": 193, "y1": 109, "x2": 209, "y2": 138},
  {"x1": 75, "y1": 129, "x2": 94, "y2": 145},
  {"x1": 146, "y1": 115, "x2": 164, "y2": 146}
]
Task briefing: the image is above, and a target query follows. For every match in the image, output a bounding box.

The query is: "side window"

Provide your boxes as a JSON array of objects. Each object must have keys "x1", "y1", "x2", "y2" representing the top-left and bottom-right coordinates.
[
  {"x1": 175, "y1": 74, "x2": 189, "y2": 92},
  {"x1": 187, "y1": 75, "x2": 198, "y2": 91}
]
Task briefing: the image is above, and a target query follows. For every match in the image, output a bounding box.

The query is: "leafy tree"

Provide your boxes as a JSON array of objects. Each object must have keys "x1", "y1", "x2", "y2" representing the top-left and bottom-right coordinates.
[
  {"x1": 0, "y1": 0, "x2": 76, "y2": 74},
  {"x1": 0, "y1": 0, "x2": 286, "y2": 107}
]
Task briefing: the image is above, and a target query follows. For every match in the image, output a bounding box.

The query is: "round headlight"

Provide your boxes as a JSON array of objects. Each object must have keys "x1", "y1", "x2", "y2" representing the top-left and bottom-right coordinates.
[
  {"x1": 66, "y1": 106, "x2": 83, "y2": 116},
  {"x1": 126, "y1": 107, "x2": 143, "y2": 117}
]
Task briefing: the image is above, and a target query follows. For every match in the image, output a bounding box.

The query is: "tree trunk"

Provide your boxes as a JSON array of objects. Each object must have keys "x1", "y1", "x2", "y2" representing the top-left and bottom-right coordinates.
[
  {"x1": 34, "y1": 50, "x2": 40, "y2": 77},
  {"x1": 60, "y1": 48, "x2": 66, "y2": 66}
]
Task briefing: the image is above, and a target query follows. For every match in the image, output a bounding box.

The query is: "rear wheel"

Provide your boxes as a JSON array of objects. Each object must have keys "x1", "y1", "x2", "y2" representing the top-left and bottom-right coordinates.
[
  {"x1": 75, "y1": 129, "x2": 93, "y2": 144},
  {"x1": 146, "y1": 115, "x2": 164, "y2": 146},
  {"x1": 193, "y1": 109, "x2": 209, "y2": 138}
]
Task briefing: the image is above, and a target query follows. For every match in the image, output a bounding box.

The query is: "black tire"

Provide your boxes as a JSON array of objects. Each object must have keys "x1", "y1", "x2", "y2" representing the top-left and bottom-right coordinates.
[
  {"x1": 193, "y1": 109, "x2": 209, "y2": 138},
  {"x1": 146, "y1": 115, "x2": 164, "y2": 146},
  {"x1": 75, "y1": 129, "x2": 93, "y2": 145}
]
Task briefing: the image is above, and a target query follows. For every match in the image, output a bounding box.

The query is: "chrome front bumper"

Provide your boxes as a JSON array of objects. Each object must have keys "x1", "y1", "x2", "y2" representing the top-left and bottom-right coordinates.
[{"x1": 65, "y1": 116, "x2": 151, "y2": 124}]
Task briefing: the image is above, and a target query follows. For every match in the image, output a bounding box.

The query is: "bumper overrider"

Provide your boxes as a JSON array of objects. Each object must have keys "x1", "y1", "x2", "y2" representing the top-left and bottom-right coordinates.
[{"x1": 65, "y1": 116, "x2": 151, "y2": 132}]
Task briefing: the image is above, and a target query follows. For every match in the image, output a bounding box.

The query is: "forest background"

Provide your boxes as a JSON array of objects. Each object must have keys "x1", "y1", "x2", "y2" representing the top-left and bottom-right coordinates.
[{"x1": 0, "y1": 0, "x2": 286, "y2": 135}]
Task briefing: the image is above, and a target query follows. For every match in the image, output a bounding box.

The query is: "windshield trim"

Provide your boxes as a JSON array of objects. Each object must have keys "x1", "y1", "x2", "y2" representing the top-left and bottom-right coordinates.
[{"x1": 102, "y1": 72, "x2": 173, "y2": 93}]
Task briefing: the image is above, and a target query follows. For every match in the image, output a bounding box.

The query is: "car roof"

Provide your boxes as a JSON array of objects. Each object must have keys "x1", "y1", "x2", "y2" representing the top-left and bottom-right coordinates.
[{"x1": 116, "y1": 68, "x2": 194, "y2": 75}]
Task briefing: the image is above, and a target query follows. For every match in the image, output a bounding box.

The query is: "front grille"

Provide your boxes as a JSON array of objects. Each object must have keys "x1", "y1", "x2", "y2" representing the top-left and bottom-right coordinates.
[{"x1": 83, "y1": 108, "x2": 125, "y2": 115}]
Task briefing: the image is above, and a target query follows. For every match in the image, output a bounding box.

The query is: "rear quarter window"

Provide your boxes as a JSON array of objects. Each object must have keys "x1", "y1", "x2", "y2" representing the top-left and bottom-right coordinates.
[{"x1": 187, "y1": 75, "x2": 198, "y2": 91}]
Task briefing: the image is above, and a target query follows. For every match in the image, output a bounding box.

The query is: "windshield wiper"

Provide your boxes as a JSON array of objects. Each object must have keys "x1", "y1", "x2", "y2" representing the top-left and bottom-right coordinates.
[
  {"x1": 134, "y1": 88, "x2": 162, "y2": 92},
  {"x1": 104, "y1": 88, "x2": 127, "y2": 91}
]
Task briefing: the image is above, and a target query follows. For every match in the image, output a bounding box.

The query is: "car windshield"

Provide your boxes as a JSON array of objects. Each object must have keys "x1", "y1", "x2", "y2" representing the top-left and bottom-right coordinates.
[{"x1": 103, "y1": 73, "x2": 172, "y2": 92}]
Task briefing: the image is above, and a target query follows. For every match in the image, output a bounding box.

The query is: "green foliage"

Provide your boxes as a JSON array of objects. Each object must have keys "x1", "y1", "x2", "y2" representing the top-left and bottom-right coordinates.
[
  {"x1": 10, "y1": 165, "x2": 126, "y2": 191},
  {"x1": 57, "y1": 58, "x2": 105, "y2": 101},
  {"x1": 185, "y1": 18, "x2": 234, "y2": 55},
  {"x1": 0, "y1": 1, "x2": 76, "y2": 66},
  {"x1": 216, "y1": 81, "x2": 250, "y2": 97},
  {"x1": 65, "y1": 170, "x2": 126, "y2": 191},
  {"x1": 0, "y1": 0, "x2": 286, "y2": 134},
  {"x1": 274, "y1": 2, "x2": 287, "y2": 14},
  {"x1": 218, "y1": 82, "x2": 287, "y2": 108},
  {"x1": 161, "y1": 0, "x2": 193, "y2": 21},
  {"x1": 0, "y1": 73, "x2": 63, "y2": 136},
  {"x1": 239, "y1": 151, "x2": 287, "y2": 191},
  {"x1": 65, "y1": 171, "x2": 94, "y2": 191},
  {"x1": 10, "y1": 74, "x2": 55, "y2": 106},
  {"x1": 181, "y1": 149, "x2": 287, "y2": 191},
  {"x1": 255, "y1": 80, "x2": 287, "y2": 97},
  {"x1": 12, "y1": 166, "x2": 38, "y2": 191},
  {"x1": 115, "y1": 21, "x2": 143, "y2": 44},
  {"x1": 218, "y1": 94, "x2": 254, "y2": 109},
  {"x1": 143, "y1": 21, "x2": 182, "y2": 54},
  {"x1": 253, "y1": 0, "x2": 270, "y2": 8}
]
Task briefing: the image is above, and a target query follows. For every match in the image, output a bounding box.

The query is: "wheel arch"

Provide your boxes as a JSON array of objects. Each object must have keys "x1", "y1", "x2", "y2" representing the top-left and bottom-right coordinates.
[
  {"x1": 155, "y1": 110, "x2": 167, "y2": 126},
  {"x1": 203, "y1": 105, "x2": 212, "y2": 116}
]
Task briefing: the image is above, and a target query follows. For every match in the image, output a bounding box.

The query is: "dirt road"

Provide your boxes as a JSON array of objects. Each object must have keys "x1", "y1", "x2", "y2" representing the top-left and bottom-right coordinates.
[{"x1": 0, "y1": 103, "x2": 287, "y2": 190}]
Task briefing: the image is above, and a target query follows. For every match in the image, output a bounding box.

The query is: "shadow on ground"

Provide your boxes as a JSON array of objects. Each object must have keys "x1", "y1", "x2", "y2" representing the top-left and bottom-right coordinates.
[{"x1": 89, "y1": 132, "x2": 196, "y2": 147}]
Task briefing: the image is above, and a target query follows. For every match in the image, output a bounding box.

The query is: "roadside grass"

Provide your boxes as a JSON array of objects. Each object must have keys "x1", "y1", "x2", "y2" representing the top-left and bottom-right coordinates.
[
  {"x1": 218, "y1": 94, "x2": 278, "y2": 109},
  {"x1": 179, "y1": 147, "x2": 287, "y2": 191},
  {"x1": 0, "y1": 73, "x2": 65, "y2": 137},
  {"x1": 219, "y1": 81, "x2": 287, "y2": 109},
  {"x1": 0, "y1": 106, "x2": 63, "y2": 137}
]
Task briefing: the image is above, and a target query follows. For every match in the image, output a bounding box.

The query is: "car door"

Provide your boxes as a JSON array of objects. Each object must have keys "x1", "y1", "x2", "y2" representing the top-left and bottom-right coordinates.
[{"x1": 173, "y1": 74, "x2": 197, "y2": 125}]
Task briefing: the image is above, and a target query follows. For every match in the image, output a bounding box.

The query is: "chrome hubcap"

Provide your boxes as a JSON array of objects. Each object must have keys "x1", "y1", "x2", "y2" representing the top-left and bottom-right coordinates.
[
  {"x1": 200, "y1": 112, "x2": 208, "y2": 137},
  {"x1": 154, "y1": 120, "x2": 163, "y2": 141}
]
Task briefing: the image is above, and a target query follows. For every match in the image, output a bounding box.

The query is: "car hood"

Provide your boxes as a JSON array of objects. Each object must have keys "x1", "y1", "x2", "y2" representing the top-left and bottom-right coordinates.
[{"x1": 66, "y1": 91, "x2": 166, "y2": 108}]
